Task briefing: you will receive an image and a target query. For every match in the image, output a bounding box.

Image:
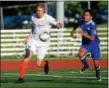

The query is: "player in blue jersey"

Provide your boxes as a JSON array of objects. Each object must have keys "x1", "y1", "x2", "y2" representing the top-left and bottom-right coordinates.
[{"x1": 72, "y1": 9, "x2": 101, "y2": 81}]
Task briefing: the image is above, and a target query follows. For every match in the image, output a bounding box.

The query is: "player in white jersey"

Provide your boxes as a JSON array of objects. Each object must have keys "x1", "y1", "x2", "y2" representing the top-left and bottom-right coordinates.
[{"x1": 16, "y1": 3, "x2": 62, "y2": 83}]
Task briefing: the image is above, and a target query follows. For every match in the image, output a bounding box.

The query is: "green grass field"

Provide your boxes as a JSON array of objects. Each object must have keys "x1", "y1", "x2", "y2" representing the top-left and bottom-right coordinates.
[{"x1": 1, "y1": 69, "x2": 108, "y2": 88}]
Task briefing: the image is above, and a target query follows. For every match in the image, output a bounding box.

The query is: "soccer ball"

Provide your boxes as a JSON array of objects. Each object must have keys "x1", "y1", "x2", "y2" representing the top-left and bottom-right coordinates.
[{"x1": 39, "y1": 31, "x2": 50, "y2": 42}]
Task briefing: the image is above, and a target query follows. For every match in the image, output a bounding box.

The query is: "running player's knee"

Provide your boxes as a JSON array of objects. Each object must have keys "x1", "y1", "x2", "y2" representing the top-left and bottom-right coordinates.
[
  {"x1": 93, "y1": 60, "x2": 100, "y2": 68},
  {"x1": 36, "y1": 63, "x2": 41, "y2": 67},
  {"x1": 24, "y1": 49, "x2": 30, "y2": 58},
  {"x1": 79, "y1": 48, "x2": 87, "y2": 58},
  {"x1": 94, "y1": 64, "x2": 100, "y2": 70},
  {"x1": 79, "y1": 52, "x2": 85, "y2": 58}
]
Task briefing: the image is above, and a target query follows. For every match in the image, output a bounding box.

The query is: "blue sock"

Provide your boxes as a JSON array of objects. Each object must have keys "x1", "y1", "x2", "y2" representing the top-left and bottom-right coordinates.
[
  {"x1": 80, "y1": 57, "x2": 89, "y2": 67},
  {"x1": 95, "y1": 66, "x2": 100, "y2": 78}
]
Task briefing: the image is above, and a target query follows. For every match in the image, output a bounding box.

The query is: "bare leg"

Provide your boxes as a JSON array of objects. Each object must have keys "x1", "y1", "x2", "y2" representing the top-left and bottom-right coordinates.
[
  {"x1": 36, "y1": 59, "x2": 49, "y2": 74},
  {"x1": 79, "y1": 48, "x2": 89, "y2": 73}
]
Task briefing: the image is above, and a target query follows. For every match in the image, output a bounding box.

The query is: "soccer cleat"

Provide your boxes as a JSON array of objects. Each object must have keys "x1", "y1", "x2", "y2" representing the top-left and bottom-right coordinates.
[
  {"x1": 44, "y1": 61, "x2": 49, "y2": 74},
  {"x1": 15, "y1": 78, "x2": 24, "y2": 83},
  {"x1": 96, "y1": 70, "x2": 101, "y2": 81},
  {"x1": 80, "y1": 66, "x2": 89, "y2": 74},
  {"x1": 96, "y1": 76, "x2": 101, "y2": 81}
]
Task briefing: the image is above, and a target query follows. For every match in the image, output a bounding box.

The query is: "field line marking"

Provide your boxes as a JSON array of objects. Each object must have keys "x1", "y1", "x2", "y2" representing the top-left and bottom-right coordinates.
[
  {"x1": 70, "y1": 70, "x2": 108, "y2": 73},
  {"x1": 2, "y1": 73, "x2": 108, "y2": 80}
]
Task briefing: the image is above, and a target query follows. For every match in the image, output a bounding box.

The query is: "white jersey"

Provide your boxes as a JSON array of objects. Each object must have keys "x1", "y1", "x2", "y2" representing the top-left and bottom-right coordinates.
[{"x1": 31, "y1": 13, "x2": 58, "y2": 46}]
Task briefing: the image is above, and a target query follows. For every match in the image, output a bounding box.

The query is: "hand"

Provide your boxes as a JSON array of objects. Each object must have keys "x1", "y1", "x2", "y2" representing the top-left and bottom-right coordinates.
[
  {"x1": 24, "y1": 38, "x2": 29, "y2": 44},
  {"x1": 71, "y1": 30, "x2": 77, "y2": 38},
  {"x1": 78, "y1": 29, "x2": 84, "y2": 35},
  {"x1": 56, "y1": 23, "x2": 62, "y2": 29}
]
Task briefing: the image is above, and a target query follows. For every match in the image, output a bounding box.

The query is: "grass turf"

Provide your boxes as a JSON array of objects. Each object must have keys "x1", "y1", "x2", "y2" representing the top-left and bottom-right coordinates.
[{"x1": 1, "y1": 69, "x2": 108, "y2": 88}]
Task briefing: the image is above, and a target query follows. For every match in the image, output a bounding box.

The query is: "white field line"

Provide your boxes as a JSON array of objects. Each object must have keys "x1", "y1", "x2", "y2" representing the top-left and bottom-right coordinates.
[
  {"x1": 3, "y1": 73, "x2": 62, "y2": 78},
  {"x1": 70, "y1": 70, "x2": 108, "y2": 73},
  {"x1": 2, "y1": 72, "x2": 108, "y2": 80}
]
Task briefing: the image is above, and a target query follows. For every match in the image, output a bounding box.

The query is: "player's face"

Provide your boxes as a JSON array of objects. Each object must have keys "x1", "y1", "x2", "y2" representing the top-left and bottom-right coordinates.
[
  {"x1": 84, "y1": 12, "x2": 92, "y2": 23},
  {"x1": 36, "y1": 7, "x2": 45, "y2": 18}
]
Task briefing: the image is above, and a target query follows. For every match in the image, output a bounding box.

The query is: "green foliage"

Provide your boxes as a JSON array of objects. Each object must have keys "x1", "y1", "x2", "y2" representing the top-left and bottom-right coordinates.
[
  {"x1": 98, "y1": 1, "x2": 108, "y2": 9},
  {"x1": 64, "y1": 1, "x2": 83, "y2": 15}
]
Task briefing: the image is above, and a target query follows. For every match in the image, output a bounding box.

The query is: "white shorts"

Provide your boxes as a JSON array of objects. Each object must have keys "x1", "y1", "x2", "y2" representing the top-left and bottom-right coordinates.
[{"x1": 27, "y1": 38, "x2": 49, "y2": 59}]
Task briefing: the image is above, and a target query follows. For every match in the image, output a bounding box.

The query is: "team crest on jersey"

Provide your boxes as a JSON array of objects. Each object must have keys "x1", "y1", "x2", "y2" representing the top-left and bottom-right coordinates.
[{"x1": 88, "y1": 27, "x2": 90, "y2": 31}]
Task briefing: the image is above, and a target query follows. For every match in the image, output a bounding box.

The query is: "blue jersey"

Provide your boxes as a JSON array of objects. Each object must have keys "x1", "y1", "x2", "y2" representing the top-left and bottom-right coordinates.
[{"x1": 79, "y1": 19, "x2": 100, "y2": 45}]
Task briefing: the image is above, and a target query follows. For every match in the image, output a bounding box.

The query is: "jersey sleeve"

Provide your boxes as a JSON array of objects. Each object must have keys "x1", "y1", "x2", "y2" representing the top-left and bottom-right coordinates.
[
  {"x1": 90, "y1": 23, "x2": 97, "y2": 36},
  {"x1": 47, "y1": 15, "x2": 59, "y2": 25},
  {"x1": 31, "y1": 14, "x2": 35, "y2": 22},
  {"x1": 31, "y1": 16, "x2": 36, "y2": 30}
]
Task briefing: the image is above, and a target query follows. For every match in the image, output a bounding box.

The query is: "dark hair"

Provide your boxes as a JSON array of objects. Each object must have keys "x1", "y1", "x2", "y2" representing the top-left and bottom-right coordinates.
[{"x1": 83, "y1": 9, "x2": 94, "y2": 17}]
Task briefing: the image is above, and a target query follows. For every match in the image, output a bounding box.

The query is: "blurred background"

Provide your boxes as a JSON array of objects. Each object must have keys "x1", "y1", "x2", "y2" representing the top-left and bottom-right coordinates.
[
  {"x1": 0, "y1": 1, "x2": 108, "y2": 59},
  {"x1": 0, "y1": 1, "x2": 108, "y2": 29}
]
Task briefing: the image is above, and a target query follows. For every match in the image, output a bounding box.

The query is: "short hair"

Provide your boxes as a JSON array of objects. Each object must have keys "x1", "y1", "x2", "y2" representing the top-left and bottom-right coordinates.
[
  {"x1": 83, "y1": 9, "x2": 94, "y2": 17},
  {"x1": 36, "y1": 3, "x2": 45, "y2": 10}
]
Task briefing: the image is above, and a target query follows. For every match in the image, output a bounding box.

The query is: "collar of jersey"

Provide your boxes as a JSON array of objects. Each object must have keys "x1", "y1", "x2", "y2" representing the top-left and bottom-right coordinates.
[
  {"x1": 36, "y1": 13, "x2": 46, "y2": 19},
  {"x1": 85, "y1": 20, "x2": 92, "y2": 24}
]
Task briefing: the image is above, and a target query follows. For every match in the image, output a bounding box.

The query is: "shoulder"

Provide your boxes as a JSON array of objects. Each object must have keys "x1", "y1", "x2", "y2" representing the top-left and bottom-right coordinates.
[
  {"x1": 78, "y1": 18, "x2": 84, "y2": 25},
  {"x1": 90, "y1": 20, "x2": 96, "y2": 27},
  {"x1": 89, "y1": 20, "x2": 97, "y2": 30},
  {"x1": 31, "y1": 13, "x2": 37, "y2": 19},
  {"x1": 90, "y1": 20, "x2": 96, "y2": 25},
  {"x1": 45, "y1": 14, "x2": 54, "y2": 19},
  {"x1": 45, "y1": 14, "x2": 56, "y2": 23}
]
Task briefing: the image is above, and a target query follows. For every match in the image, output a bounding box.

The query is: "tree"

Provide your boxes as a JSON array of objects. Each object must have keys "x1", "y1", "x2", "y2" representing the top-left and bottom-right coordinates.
[{"x1": 98, "y1": 1, "x2": 108, "y2": 9}]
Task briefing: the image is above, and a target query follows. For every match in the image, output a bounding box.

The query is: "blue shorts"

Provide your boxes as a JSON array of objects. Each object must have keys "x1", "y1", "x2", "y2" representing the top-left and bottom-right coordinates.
[{"x1": 80, "y1": 43, "x2": 102, "y2": 60}]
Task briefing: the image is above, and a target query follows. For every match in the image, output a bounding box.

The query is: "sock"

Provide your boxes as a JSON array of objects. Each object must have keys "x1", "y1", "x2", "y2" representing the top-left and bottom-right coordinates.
[
  {"x1": 20, "y1": 60, "x2": 29, "y2": 78},
  {"x1": 80, "y1": 56, "x2": 89, "y2": 67},
  {"x1": 95, "y1": 66, "x2": 100, "y2": 78}
]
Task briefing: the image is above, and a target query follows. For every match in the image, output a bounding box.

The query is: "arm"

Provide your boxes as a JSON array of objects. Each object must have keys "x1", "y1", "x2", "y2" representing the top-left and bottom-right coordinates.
[
  {"x1": 26, "y1": 32, "x2": 32, "y2": 40},
  {"x1": 47, "y1": 15, "x2": 62, "y2": 29},
  {"x1": 83, "y1": 32, "x2": 95, "y2": 40},
  {"x1": 71, "y1": 21, "x2": 80, "y2": 38},
  {"x1": 56, "y1": 23, "x2": 62, "y2": 29},
  {"x1": 80, "y1": 23, "x2": 97, "y2": 40},
  {"x1": 24, "y1": 16, "x2": 34, "y2": 44},
  {"x1": 80, "y1": 29, "x2": 95, "y2": 40},
  {"x1": 24, "y1": 32, "x2": 32, "y2": 44}
]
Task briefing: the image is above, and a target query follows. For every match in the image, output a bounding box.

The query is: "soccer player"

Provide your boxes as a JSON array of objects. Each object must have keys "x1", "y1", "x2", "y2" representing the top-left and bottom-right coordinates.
[
  {"x1": 16, "y1": 3, "x2": 62, "y2": 83},
  {"x1": 72, "y1": 9, "x2": 101, "y2": 81}
]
